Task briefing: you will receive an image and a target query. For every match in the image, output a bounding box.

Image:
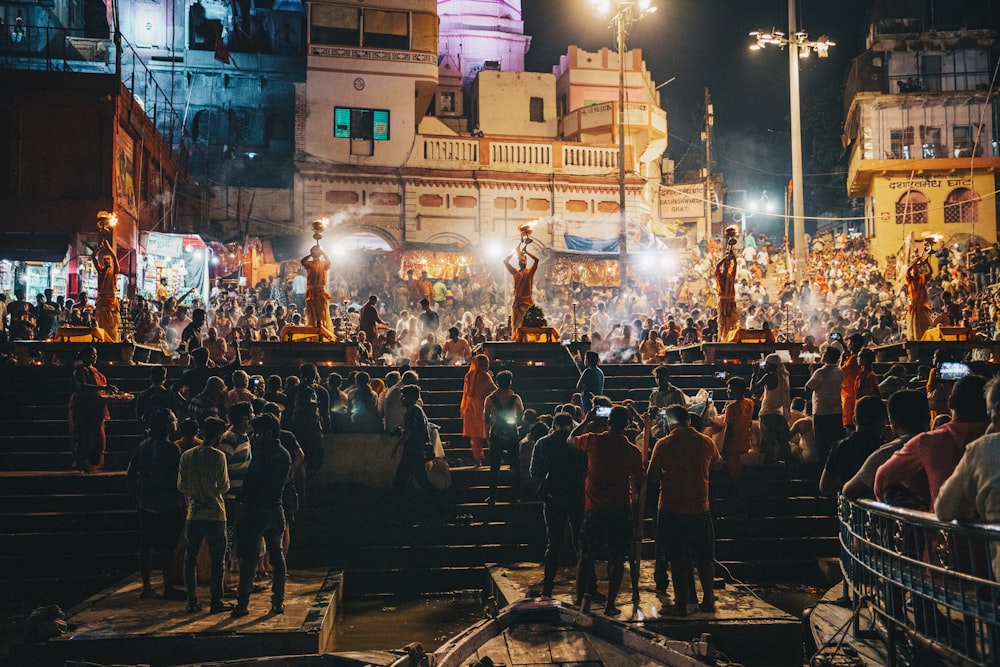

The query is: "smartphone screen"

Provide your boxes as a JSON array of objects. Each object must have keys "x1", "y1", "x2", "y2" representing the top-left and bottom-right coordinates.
[
  {"x1": 939, "y1": 362, "x2": 972, "y2": 382},
  {"x1": 595, "y1": 406, "x2": 612, "y2": 418}
]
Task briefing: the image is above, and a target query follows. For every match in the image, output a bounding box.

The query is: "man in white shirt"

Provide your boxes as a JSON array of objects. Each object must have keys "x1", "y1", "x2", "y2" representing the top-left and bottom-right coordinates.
[
  {"x1": 804, "y1": 346, "x2": 845, "y2": 461},
  {"x1": 291, "y1": 269, "x2": 307, "y2": 314},
  {"x1": 590, "y1": 302, "x2": 610, "y2": 339}
]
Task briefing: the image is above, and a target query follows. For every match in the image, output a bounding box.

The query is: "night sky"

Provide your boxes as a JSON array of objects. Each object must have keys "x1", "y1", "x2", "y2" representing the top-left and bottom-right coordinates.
[{"x1": 521, "y1": 0, "x2": 876, "y2": 228}]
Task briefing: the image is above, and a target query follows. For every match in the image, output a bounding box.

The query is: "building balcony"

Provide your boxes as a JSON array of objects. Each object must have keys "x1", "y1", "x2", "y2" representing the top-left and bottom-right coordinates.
[
  {"x1": 560, "y1": 101, "x2": 667, "y2": 145},
  {"x1": 406, "y1": 135, "x2": 633, "y2": 176}
]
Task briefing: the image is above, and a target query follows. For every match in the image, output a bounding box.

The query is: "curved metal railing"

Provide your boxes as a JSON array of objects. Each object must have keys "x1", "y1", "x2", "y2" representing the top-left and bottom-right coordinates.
[{"x1": 839, "y1": 497, "x2": 1000, "y2": 665}]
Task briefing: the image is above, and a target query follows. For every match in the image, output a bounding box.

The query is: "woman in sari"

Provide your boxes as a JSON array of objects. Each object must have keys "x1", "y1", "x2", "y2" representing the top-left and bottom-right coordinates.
[
  {"x1": 69, "y1": 345, "x2": 116, "y2": 472},
  {"x1": 461, "y1": 354, "x2": 496, "y2": 467}
]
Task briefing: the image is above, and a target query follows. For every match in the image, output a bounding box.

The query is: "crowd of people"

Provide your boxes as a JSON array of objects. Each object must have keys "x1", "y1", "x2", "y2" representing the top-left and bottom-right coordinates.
[
  {"x1": 4, "y1": 229, "x2": 1000, "y2": 371},
  {"x1": 34, "y1": 225, "x2": 1000, "y2": 617},
  {"x1": 62, "y1": 310, "x2": 999, "y2": 618}
]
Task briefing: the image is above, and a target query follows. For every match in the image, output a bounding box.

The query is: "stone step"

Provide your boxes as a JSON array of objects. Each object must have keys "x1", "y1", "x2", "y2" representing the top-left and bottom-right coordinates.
[
  {"x1": 0, "y1": 492, "x2": 134, "y2": 513},
  {"x1": 0, "y1": 451, "x2": 134, "y2": 472},
  {"x1": 0, "y1": 510, "x2": 138, "y2": 533},
  {"x1": 1, "y1": 420, "x2": 144, "y2": 437}
]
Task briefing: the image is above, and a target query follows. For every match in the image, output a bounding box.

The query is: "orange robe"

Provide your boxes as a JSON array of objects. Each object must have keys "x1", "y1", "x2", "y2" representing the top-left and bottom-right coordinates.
[
  {"x1": 841, "y1": 354, "x2": 860, "y2": 428},
  {"x1": 722, "y1": 397, "x2": 754, "y2": 479}
]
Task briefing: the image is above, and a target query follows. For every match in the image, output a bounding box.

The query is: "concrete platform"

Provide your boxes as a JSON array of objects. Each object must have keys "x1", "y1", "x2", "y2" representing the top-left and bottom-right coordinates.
[
  {"x1": 487, "y1": 561, "x2": 804, "y2": 664},
  {"x1": 9, "y1": 569, "x2": 343, "y2": 667}
]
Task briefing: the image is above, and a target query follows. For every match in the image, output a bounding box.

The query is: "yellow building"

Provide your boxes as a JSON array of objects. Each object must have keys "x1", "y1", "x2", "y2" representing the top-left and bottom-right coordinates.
[
  {"x1": 864, "y1": 173, "x2": 997, "y2": 265},
  {"x1": 843, "y1": 3, "x2": 1000, "y2": 267}
]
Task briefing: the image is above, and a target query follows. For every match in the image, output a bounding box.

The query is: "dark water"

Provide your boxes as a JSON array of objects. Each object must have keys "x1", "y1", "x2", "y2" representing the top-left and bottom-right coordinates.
[
  {"x1": 333, "y1": 592, "x2": 486, "y2": 652},
  {"x1": 332, "y1": 586, "x2": 822, "y2": 666}
]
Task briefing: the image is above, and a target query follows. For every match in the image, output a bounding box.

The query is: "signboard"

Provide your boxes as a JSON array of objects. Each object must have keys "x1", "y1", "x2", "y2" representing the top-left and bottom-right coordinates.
[
  {"x1": 658, "y1": 184, "x2": 706, "y2": 220},
  {"x1": 146, "y1": 232, "x2": 184, "y2": 258}
]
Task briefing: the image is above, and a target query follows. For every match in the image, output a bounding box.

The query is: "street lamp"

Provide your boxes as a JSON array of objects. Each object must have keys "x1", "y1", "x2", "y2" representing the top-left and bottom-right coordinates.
[
  {"x1": 591, "y1": 0, "x2": 657, "y2": 289},
  {"x1": 749, "y1": 0, "x2": 834, "y2": 278}
]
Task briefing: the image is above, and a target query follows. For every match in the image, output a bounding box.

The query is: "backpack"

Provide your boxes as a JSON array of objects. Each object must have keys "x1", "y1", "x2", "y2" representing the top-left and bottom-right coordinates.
[
  {"x1": 537, "y1": 444, "x2": 584, "y2": 503},
  {"x1": 291, "y1": 383, "x2": 319, "y2": 426}
]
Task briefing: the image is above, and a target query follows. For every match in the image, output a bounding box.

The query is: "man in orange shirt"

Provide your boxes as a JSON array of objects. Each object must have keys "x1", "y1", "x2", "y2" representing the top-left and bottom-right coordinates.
[
  {"x1": 647, "y1": 405, "x2": 722, "y2": 616},
  {"x1": 569, "y1": 406, "x2": 644, "y2": 617}
]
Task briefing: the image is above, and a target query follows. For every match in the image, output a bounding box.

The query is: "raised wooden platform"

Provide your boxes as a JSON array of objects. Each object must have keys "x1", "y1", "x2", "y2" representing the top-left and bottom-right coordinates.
[
  {"x1": 700, "y1": 342, "x2": 804, "y2": 364},
  {"x1": 12, "y1": 340, "x2": 136, "y2": 365},
  {"x1": 9, "y1": 569, "x2": 343, "y2": 667},
  {"x1": 248, "y1": 341, "x2": 358, "y2": 366},
  {"x1": 808, "y1": 584, "x2": 887, "y2": 666},
  {"x1": 487, "y1": 561, "x2": 802, "y2": 664},
  {"x1": 481, "y1": 342, "x2": 578, "y2": 367}
]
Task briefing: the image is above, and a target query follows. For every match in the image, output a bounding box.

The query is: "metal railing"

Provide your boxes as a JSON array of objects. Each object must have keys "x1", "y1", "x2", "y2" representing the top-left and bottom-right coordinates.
[{"x1": 839, "y1": 497, "x2": 1000, "y2": 665}]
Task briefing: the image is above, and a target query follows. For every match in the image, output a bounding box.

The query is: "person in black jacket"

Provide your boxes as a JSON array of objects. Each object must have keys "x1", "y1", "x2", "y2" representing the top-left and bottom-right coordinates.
[{"x1": 231, "y1": 413, "x2": 291, "y2": 617}]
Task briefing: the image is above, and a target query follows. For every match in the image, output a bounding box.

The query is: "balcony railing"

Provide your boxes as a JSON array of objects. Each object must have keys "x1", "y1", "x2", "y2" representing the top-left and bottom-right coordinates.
[
  {"x1": 839, "y1": 497, "x2": 1000, "y2": 665},
  {"x1": 410, "y1": 137, "x2": 626, "y2": 176}
]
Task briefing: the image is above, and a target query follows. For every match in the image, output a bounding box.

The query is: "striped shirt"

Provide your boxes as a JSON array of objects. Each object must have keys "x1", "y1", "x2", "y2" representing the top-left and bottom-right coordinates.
[{"x1": 218, "y1": 429, "x2": 251, "y2": 500}]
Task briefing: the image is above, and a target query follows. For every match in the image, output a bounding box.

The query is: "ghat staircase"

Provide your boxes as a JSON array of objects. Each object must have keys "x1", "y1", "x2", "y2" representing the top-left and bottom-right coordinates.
[{"x1": 0, "y1": 356, "x2": 838, "y2": 610}]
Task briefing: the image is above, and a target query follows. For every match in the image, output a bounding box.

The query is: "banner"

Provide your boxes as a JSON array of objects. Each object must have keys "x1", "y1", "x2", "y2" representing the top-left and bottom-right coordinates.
[{"x1": 564, "y1": 234, "x2": 619, "y2": 253}]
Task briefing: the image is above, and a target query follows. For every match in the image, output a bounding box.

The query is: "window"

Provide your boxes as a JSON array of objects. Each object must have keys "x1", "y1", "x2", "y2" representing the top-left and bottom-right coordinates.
[
  {"x1": 334, "y1": 107, "x2": 390, "y2": 141},
  {"x1": 895, "y1": 190, "x2": 929, "y2": 225},
  {"x1": 921, "y1": 126, "x2": 941, "y2": 158},
  {"x1": 363, "y1": 9, "x2": 407, "y2": 50},
  {"x1": 944, "y1": 187, "x2": 978, "y2": 223},
  {"x1": 953, "y1": 125, "x2": 974, "y2": 157},
  {"x1": 889, "y1": 128, "x2": 913, "y2": 159},
  {"x1": 529, "y1": 97, "x2": 544, "y2": 123},
  {"x1": 311, "y1": 5, "x2": 360, "y2": 46},
  {"x1": 439, "y1": 92, "x2": 455, "y2": 114}
]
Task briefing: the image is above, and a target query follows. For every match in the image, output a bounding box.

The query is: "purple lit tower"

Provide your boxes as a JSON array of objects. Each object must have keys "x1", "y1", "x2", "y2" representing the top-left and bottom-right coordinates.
[{"x1": 437, "y1": 0, "x2": 532, "y2": 90}]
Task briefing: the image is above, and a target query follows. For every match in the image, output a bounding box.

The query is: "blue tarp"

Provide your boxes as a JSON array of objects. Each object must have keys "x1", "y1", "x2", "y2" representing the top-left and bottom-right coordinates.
[{"x1": 563, "y1": 234, "x2": 619, "y2": 253}]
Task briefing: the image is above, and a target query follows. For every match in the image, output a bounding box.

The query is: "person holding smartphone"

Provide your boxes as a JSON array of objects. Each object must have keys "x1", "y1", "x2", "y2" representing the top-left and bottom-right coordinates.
[{"x1": 751, "y1": 354, "x2": 792, "y2": 463}]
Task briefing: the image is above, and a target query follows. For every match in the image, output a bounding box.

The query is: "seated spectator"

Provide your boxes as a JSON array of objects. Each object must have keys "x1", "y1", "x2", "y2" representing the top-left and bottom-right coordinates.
[
  {"x1": 442, "y1": 327, "x2": 472, "y2": 365},
  {"x1": 224, "y1": 371, "x2": 256, "y2": 411},
  {"x1": 842, "y1": 390, "x2": 930, "y2": 501},
  {"x1": 349, "y1": 372, "x2": 381, "y2": 433},
  {"x1": 819, "y1": 396, "x2": 887, "y2": 494}
]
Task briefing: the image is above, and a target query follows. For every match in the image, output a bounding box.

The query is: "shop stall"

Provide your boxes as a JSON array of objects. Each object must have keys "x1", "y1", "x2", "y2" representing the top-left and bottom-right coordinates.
[{"x1": 139, "y1": 232, "x2": 210, "y2": 304}]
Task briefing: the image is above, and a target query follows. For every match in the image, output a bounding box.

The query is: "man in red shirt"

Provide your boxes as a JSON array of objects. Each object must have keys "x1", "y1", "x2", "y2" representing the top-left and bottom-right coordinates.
[
  {"x1": 875, "y1": 375, "x2": 989, "y2": 510},
  {"x1": 568, "y1": 406, "x2": 645, "y2": 616},
  {"x1": 647, "y1": 405, "x2": 722, "y2": 616}
]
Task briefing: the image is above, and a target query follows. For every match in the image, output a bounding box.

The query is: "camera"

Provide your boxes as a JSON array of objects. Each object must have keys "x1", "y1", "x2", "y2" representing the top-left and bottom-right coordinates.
[
  {"x1": 758, "y1": 359, "x2": 767, "y2": 368},
  {"x1": 595, "y1": 406, "x2": 612, "y2": 418},
  {"x1": 714, "y1": 371, "x2": 727, "y2": 380}
]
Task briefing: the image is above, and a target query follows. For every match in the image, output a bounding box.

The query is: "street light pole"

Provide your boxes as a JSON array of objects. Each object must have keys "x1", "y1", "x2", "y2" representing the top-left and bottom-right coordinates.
[
  {"x1": 616, "y1": 11, "x2": 628, "y2": 289},
  {"x1": 749, "y1": 3, "x2": 834, "y2": 280},
  {"x1": 787, "y1": 0, "x2": 806, "y2": 276},
  {"x1": 594, "y1": 0, "x2": 656, "y2": 289}
]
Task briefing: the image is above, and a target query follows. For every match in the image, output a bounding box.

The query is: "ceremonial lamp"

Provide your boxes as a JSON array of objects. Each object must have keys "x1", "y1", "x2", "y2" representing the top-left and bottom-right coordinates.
[
  {"x1": 724, "y1": 225, "x2": 739, "y2": 253},
  {"x1": 517, "y1": 221, "x2": 536, "y2": 253},
  {"x1": 96, "y1": 210, "x2": 118, "y2": 245}
]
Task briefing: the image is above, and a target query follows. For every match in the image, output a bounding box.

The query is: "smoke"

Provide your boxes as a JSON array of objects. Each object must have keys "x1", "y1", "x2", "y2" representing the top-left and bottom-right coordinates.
[{"x1": 326, "y1": 204, "x2": 374, "y2": 230}]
